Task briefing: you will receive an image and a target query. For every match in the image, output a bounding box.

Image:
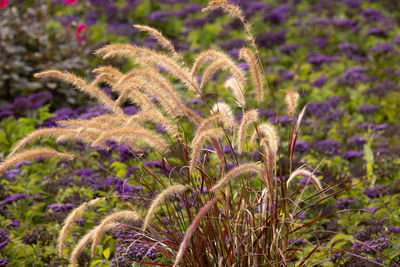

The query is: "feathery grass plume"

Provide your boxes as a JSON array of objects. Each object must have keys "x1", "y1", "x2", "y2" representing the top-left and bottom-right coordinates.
[
  {"x1": 250, "y1": 122, "x2": 279, "y2": 154},
  {"x1": 93, "y1": 128, "x2": 169, "y2": 153},
  {"x1": 286, "y1": 168, "x2": 324, "y2": 196},
  {"x1": 70, "y1": 223, "x2": 118, "y2": 267},
  {"x1": 211, "y1": 102, "x2": 235, "y2": 122},
  {"x1": 116, "y1": 77, "x2": 180, "y2": 117},
  {"x1": 202, "y1": 1, "x2": 256, "y2": 51},
  {"x1": 173, "y1": 197, "x2": 219, "y2": 267},
  {"x1": 114, "y1": 84, "x2": 156, "y2": 112},
  {"x1": 191, "y1": 49, "x2": 246, "y2": 86},
  {"x1": 237, "y1": 109, "x2": 258, "y2": 153},
  {"x1": 189, "y1": 128, "x2": 224, "y2": 174},
  {"x1": 224, "y1": 76, "x2": 245, "y2": 107},
  {"x1": 260, "y1": 138, "x2": 275, "y2": 186},
  {"x1": 113, "y1": 68, "x2": 202, "y2": 124},
  {"x1": 210, "y1": 163, "x2": 267, "y2": 192},
  {"x1": 0, "y1": 148, "x2": 74, "y2": 174},
  {"x1": 126, "y1": 109, "x2": 180, "y2": 138},
  {"x1": 92, "y1": 66, "x2": 123, "y2": 79},
  {"x1": 8, "y1": 128, "x2": 78, "y2": 157},
  {"x1": 95, "y1": 44, "x2": 200, "y2": 94},
  {"x1": 34, "y1": 71, "x2": 123, "y2": 115},
  {"x1": 91, "y1": 211, "x2": 141, "y2": 257},
  {"x1": 59, "y1": 198, "x2": 105, "y2": 256},
  {"x1": 58, "y1": 117, "x2": 126, "y2": 131},
  {"x1": 142, "y1": 184, "x2": 187, "y2": 232},
  {"x1": 91, "y1": 73, "x2": 118, "y2": 87},
  {"x1": 285, "y1": 90, "x2": 299, "y2": 118},
  {"x1": 193, "y1": 111, "x2": 236, "y2": 145},
  {"x1": 200, "y1": 59, "x2": 246, "y2": 90},
  {"x1": 239, "y1": 48, "x2": 263, "y2": 103},
  {"x1": 134, "y1": 24, "x2": 182, "y2": 62}
]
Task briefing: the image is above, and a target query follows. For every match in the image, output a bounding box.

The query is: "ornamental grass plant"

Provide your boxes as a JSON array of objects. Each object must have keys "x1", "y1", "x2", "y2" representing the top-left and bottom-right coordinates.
[{"x1": 0, "y1": 0, "x2": 391, "y2": 266}]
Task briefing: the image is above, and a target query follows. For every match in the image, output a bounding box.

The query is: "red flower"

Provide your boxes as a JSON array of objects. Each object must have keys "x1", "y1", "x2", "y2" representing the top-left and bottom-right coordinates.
[
  {"x1": 75, "y1": 24, "x2": 87, "y2": 41},
  {"x1": 0, "y1": 0, "x2": 8, "y2": 8},
  {"x1": 65, "y1": 0, "x2": 79, "y2": 6}
]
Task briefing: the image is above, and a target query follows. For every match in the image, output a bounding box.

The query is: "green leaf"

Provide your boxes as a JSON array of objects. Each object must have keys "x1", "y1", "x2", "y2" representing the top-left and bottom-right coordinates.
[
  {"x1": 103, "y1": 248, "x2": 111, "y2": 260},
  {"x1": 363, "y1": 137, "x2": 375, "y2": 185}
]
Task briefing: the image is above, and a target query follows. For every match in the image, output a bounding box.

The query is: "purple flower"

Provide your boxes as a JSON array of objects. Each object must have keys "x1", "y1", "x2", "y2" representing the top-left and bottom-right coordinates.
[
  {"x1": 1, "y1": 193, "x2": 27, "y2": 205},
  {"x1": 311, "y1": 76, "x2": 328, "y2": 87},
  {"x1": 27, "y1": 91, "x2": 53, "y2": 109},
  {"x1": 361, "y1": 8, "x2": 384, "y2": 22},
  {"x1": 335, "y1": 198, "x2": 357, "y2": 209},
  {"x1": 314, "y1": 140, "x2": 341, "y2": 155},
  {"x1": 394, "y1": 34, "x2": 400, "y2": 45},
  {"x1": 8, "y1": 219, "x2": 20, "y2": 228},
  {"x1": 73, "y1": 168, "x2": 92, "y2": 177},
  {"x1": 295, "y1": 213, "x2": 306, "y2": 220},
  {"x1": 0, "y1": 259, "x2": 8, "y2": 267},
  {"x1": 367, "y1": 27, "x2": 388, "y2": 37},
  {"x1": 387, "y1": 226, "x2": 400, "y2": 235},
  {"x1": 294, "y1": 141, "x2": 310, "y2": 153},
  {"x1": 313, "y1": 37, "x2": 328, "y2": 48},
  {"x1": 363, "y1": 206, "x2": 380, "y2": 213},
  {"x1": 220, "y1": 39, "x2": 245, "y2": 50},
  {"x1": 256, "y1": 30, "x2": 286, "y2": 48},
  {"x1": 75, "y1": 218, "x2": 86, "y2": 226},
  {"x1": 363, "y1": 187, "x2": 382, "y2": 199},
  {"x1": 123, "y1": 105, "x2": 137, "y2": 115},
  {"x1": 0, "y1": 230, "x2": 9, "y2": 249},
  {"x1": 246, "y1": 2, "x2": 269, "y2": 16},
  {"x1": 279, "y1": 43, "x2": 299, "y2": 54},
  {"x1": 15, "y1": 161, "x2": 31, "y2": 168},
  {"x1": 343, "y1": 150, "x2": 364, "y2": 160},
  {"x1": 358, "y1": 105, "x2": 379, "y2": 113},
  {"x1": 307, "y1": 53, "x2": 337, "y2": 65},
  {"x1": 341, "y1": 66, "x2": 368, "y2": 84},
  {"x1": 126, "y1": 167, "x2": 139, "y2": 177},
  {"x1": 48, "y1": 203, "x2": 75, "y2": 213},
  {"x1": 264, "y1": 4, "x2": 292, "y2": 25},
  {"x1": 370, "y1": 43, "x2": 394, "y2": 54},
  {"x1": 4, "y1": 169, "x2": 19, "y2": 180}
]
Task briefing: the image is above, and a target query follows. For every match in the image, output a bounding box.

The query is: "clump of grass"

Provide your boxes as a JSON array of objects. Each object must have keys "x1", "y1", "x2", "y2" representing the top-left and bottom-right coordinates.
[{"x1": 1, "y1": 1, "x2": 351, "y2": 266}]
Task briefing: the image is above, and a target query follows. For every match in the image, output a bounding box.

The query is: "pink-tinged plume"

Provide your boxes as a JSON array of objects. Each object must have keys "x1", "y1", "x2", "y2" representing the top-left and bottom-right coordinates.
[
  {"x1": 173, "y1": 197, "x2": 219, "y2": 267},
  {"x1": 75, "y1": 24, "x2": 87, "y2": 41}
]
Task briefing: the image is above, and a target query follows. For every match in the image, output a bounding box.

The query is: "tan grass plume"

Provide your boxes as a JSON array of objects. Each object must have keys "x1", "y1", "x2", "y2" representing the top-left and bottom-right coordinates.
[
  {"x1": 0, "y1": 148, "x2": 74, "y2": 174},
  {"x1": 70, "y1": 223, "x2": 118, "y2": 267},
  {"x1": 93, "y1": 128, "x2": 169, "y2": 153},
  {"x1": 224, "y1": 77, "x2": 245, "y2": 107},
  {"x1": 189, "y1": 128, "x2": 224, "y2": 174},
  {"x1": 59, "y1": 198, "x2": 105, "y2": 256},
  {"x1": 286, "y1": 168, "x2": 324, "y2": 196},
  {"x1": 210, "y1": 163, "x2": 267, "y2": 191},
  {"x1": 239, "y1": 48, "x2": 263, "y2": 103},
  {"x1": 142, "y1": 185, "x2": 187, "y2": 232},
  {"x1": 237, "y1": 109, "x2": 258, "y2": 153},
  {"x1": 285, "y1": 91, "x2": 299, "y2": 118},
  {"x1": 8, "y1": 128, "x2": 78, "y2": 158},
  {"x1": 134, "y1": 24, "x2": 182, "y2": 62},
  {"x1": 34, "y1": 71, "x2": 123, "y2": 115},
  {"x1": 91, "y1": 210, "x2": 141, "y2": 257},
  {"x1": 250, "y1": 123, "x2": 279, "y2": 154}
]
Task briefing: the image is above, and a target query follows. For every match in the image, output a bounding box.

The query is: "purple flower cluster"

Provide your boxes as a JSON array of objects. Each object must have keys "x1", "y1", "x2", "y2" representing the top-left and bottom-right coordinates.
[
  {"x1": 334, "y1": 198, "x2": 357, "y2": 209},
  {"x1": 1, "y1": 193, "x2": 28, "y2": 205},
  {"x1": 314, "y1": 140, "x2": 341, "y2": 155},
  {"x1": 112, "y1": 228, "x2": 159, "y2": 266},
  {"x1": 0, "y1": 230, "x2": 9, "y2": 249},
  {"x1": 0, "y1": 92, "x2": 52, "y2": 120},
  {"x1": 48, "y1": 203, "x2": 76, "y2": 213}
]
